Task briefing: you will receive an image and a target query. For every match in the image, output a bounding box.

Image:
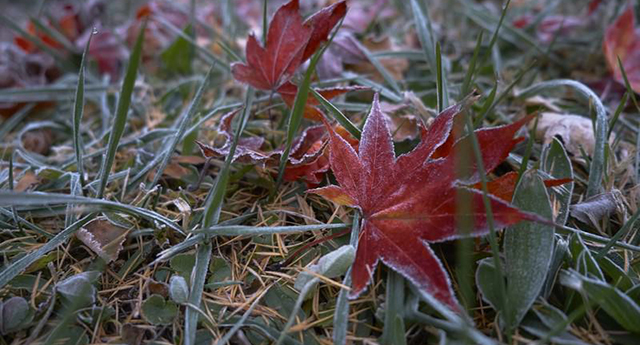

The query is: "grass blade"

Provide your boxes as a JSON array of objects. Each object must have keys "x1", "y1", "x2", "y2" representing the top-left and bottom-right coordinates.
[
  {"x1": 134, "y1": 65, "x2": 214, "y2": 190},
  {"x1": 0, "y1": 215, "x2": 93, "y2": 289},
  {"x1": 311, "y1": 89, "x2": 361, "y2": 139},
  {"x1": 96, "y1": 20, "x2": 146, "y2": 199},
  {"x1": 0, "y1": 14, "x2": 75, "y2": 72},
  {"x1": 410, "y1": 0, "x2": 437, "y2": 75},
  {"x1": 0, "y1": 191, "x2": 182, "y2": 234},
  {"x1": 463, "y1": 108, "x2": 512, "y2": 340},
  {"x1": 195, "y1": 223, "x2": 349, "y2": 236},
  {"x1": 354, "y1": 40, "x2": 402, "y2": 97},
  {"x1": 333, "y1": 213, "x2": 360, "y2": 345},
  {"x1": 217, "y1": 287, "x2": 271, "y2": 344},
  {"x1": 73, "y1": 31, "x2": 93, "y2": 191},
  {"x1": 185, "y1": 242, "x2": 211, "y2": 345},
  {"x1": 275, "y1": 53, "x2": 322, "y2": 189},
  {"x1": 184, "y1": 88, "x2": 255, "y2": 345},
  {"x1": 461, "y1": 32, "x2": 484, "y2": 97}
]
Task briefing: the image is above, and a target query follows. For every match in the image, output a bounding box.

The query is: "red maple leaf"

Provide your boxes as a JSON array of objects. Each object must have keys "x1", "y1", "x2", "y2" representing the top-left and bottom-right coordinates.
[
  {"x1": 604, "y1": 5, "x2": 640, "y2": 93},
  {"x1": 310, "y1": 94, "x2": 542, "y2": 310},
  {"x1": 231, "y1": 0, "x2": 346, "y2": 91}
]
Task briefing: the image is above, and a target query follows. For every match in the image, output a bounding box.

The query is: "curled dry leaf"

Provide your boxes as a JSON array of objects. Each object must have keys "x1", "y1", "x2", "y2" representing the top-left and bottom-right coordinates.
[
  {"x1": 570, "y1": 189, "x2": 625, "y2": 226},
  {"x1": 284, "y1": 124, "x2": 358, "y2": 186},
  {"x1": 532, "y1": 112, "x2": 612, "y2": 158},
  {"x1": 196, "y1": 109, "x2": 358, "y2": 185},
  {"x1": 76, "y1": 218, "x2": 129, "y2": 262},
  {"x1": 604, "y1": 5, "x2": 640, "y2": 93},
  {"x1": 310, "y1": 93, "x2": 539, "y2": 310},
  {"x1": 195, "y1": 110, "x2": 267, "y2": 164}
]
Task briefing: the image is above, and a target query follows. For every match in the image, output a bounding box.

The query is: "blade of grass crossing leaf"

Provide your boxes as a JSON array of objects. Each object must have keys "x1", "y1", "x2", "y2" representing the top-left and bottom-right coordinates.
[
  {"x1": 275, "y1": 52, "x2": 323, "y2": 189},
  {"x1": 333, "y1": 213, "x2": 360, "y2": 345},
  {"x1": 147, "y1": 65, "x2": 214, "y2": 189},
  {"x1": 96, "y1": 21, "x2": 146, "y2": 199},
  {"x1": 262, "y1": 0, "x2": 268, "y2": 44},
  {"x1": 275, "y1": 18, "x2": 345, "y2": 190},
  {"x1": 516, "y1": 80, "x2": 607, "y2": 197},
  {"x1": 195, "y1": 223, "x2": 349, "y2": 236},
  {"x1": 463, "y1": 111, "x2": 512, "y2": 340},
  {"x1": 29, "y1": 16, "x2": 76, "y2": 52},
  {"x1": 202, "y1": 88, "x2": 254, "y2": 228},
  {"x1": 184, "y1": 89, "x2": 254, "y2": 345},
  {"x1": 311, "y1": 89, "x2": 361, "y2": 139},
  {"x1": 0, "y1": 215, "x2": 94, "y2": 288},
  {"x1": 73, "y1": 32, "x2": 93, "y2": 191}
]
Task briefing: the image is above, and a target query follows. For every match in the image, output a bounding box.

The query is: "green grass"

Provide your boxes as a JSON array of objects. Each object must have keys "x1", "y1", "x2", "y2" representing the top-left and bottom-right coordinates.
[{"x1": 1, "y1": 1, "x2": 640, "y2": 344}]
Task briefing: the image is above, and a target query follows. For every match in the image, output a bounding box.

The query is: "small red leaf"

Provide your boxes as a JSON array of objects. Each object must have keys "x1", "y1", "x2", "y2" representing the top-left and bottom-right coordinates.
[
  {"x1": 231, "y1": 0, "x2": 347, "y2": 91},
  {"x1": 231, "y1": 0, "x2": 312, "y2": 91}
]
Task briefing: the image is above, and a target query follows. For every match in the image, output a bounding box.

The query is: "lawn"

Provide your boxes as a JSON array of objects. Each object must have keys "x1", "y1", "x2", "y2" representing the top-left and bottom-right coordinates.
[{"x1": 1, "y1": 0, "x2": 639, "y2": 344}]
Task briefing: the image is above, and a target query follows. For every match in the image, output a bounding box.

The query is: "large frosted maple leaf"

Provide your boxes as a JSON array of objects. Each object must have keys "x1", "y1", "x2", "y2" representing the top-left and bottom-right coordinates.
[{"x1": 310, "y1": 94, "x2": 540, "y2": 310}]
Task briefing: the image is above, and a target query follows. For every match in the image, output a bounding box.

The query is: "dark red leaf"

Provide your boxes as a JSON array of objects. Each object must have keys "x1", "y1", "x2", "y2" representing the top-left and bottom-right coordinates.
[
  {"x1": 301, "y1": 1, "x2": 347, "y2": 62},
  {"x1": 231, "y1": 0, "x2": 312, "y2": 91},
  {"x1": 310, "y1": 94, "x2": 540, "y2": 311},
  {"x1": 231, "y1": 0, "x2": 347, "y2": 91}
]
